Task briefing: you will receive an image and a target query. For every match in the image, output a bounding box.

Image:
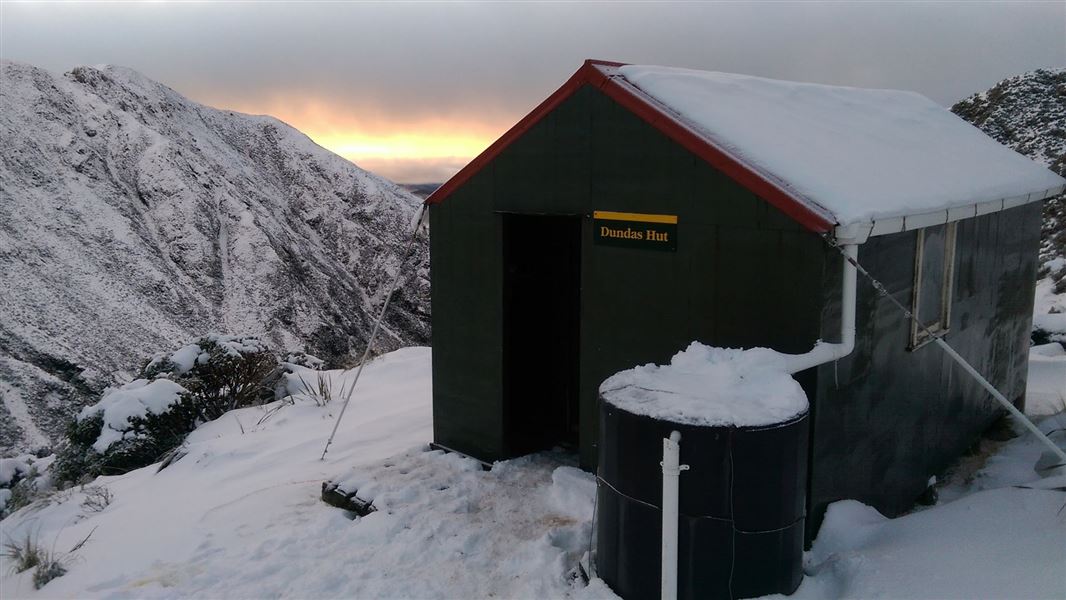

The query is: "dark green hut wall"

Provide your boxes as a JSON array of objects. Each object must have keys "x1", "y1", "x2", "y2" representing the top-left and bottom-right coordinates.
[
  {"x1": 431, "y1": 82, "x2": 1043, "y2": 532},
  {"x1": 430, "y1": 85, "x2": 827, "y2": 467},
  {"x1": 430, "y1": 187, "x2": 505, "y2": 459},
  {"x1": 808, "y1": 203, "x2": 1042, "y2": 532}
]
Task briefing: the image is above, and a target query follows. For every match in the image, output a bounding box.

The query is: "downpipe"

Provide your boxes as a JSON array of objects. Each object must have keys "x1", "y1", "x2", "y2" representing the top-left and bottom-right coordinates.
[
  {"x1": 656, "y1": 244, "x2": 859, "y2": 600},
  {"x1": 661, "y1": 431, "x2": 688, "y2": 600},
  {"x1": 654, "y1": 236, "x2": 1063, "y2": 600},
  {"x1": 811, "y1": 238, "x2": 1066, "y2": 467},
  {"x1": 784, "y1": 243, "x2": 858, "y2": 374}
]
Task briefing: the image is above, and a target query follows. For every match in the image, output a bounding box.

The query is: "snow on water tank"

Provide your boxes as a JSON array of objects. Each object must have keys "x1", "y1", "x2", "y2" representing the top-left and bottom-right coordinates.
[{"x1": 595, "y1": 343, "x2": 810, "y2": 600}]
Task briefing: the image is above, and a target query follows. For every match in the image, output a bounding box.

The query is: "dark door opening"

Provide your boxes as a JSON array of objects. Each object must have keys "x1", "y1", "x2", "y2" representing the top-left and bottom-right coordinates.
[{"x1": 502, "y1": 214, "x2": 582, "y2": 457}]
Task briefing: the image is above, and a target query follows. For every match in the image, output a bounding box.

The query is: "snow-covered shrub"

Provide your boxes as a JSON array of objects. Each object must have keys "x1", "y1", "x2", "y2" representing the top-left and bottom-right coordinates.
[
  {"x1": 144, "y1": 335, "x2": 281, "y2": 421},
  {"x1": 52, "y1": 380, "x2": 199, "y2": 483},
  {"x1": 53, "y1": 335, "x2": 283, "y2": 483},
  {"x1": 1, "y1": 455, "x2": 36, "y2": 492},
  {"x1": 284, "y1": 351, "x2": 325, "y2": 370},
  {"x1": 0, "y1": 454, "x2": 53, "y2": 518},
  {"x1": 4, "y1": 477, "x2": 43, "y2": 517},
  {"x1": 80, "y1": 485, "x2": 113, "y2": 513}
]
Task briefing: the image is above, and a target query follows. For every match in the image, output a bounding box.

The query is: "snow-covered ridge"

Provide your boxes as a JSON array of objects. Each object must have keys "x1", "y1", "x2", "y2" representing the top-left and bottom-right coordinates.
[{"x1": 0, "y1": 60, "x2": 430, "y2": 453}]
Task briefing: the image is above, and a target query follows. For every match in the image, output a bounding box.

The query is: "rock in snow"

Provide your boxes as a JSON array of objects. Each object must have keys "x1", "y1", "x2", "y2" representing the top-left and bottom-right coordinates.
[{"x1": 0, "y1": 61, "x2": 429, "y2": 453}]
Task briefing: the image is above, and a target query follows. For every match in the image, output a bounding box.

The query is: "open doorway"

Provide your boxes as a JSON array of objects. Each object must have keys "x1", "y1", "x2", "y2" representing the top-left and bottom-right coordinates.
[{"x1": 502, "y1": 214, "x2": 582, "y2": 457}]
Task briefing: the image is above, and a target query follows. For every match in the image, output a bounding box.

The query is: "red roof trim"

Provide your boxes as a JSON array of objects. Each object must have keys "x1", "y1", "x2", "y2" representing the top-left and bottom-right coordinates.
[
  {"x1": 423, "y1": 60, "x2": 607, "y2": 207},
  {"x1": 425, "y1": 60, "x2": 836, "y2": 233}
]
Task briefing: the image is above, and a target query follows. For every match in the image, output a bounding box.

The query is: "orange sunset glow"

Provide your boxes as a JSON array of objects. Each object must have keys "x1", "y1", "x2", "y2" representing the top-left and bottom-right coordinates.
[{"x1": 204, "y1": 95, "x2": 511, "y2": 183}]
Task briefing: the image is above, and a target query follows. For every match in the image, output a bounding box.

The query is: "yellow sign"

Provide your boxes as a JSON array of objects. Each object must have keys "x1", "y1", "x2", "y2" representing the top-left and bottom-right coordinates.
[
  {"x1": 592, "y1": 211, "x2": 678, "y2": 225},
  {"x1": 593, "y1": 211, "x2": 678, "y2": 251}
]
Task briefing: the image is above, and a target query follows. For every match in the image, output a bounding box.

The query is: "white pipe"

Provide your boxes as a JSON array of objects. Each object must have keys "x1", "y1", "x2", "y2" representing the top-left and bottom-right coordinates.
[
  {"x1": 661, "y1": 431, "x2": 688, "y2": 600},
  {"x1": 815, "y1": 240, "x2": 1066, "y2": 466},
  {"x1": 320, "y1": 204, "x2": 428, "y2": 460},
  {"x1": 785, "y1": 243, "x2": 858, "y2": 374},
  {"x1": 932, "y1": 337, "x2": 1066, "y2": 464}
]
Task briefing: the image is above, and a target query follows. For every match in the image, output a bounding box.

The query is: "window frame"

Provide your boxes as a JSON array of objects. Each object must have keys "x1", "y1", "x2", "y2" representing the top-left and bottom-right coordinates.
[{"x1": 909, "y1": 222, "x2": 957, "y2": 350}]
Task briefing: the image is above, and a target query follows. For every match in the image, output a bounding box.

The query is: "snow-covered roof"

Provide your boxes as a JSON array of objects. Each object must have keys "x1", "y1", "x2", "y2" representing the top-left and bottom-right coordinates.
[
  {"x1": 427, "y1": 60, "x2": 1065, "y2": 238},
  {"x1": 617, "y1": 65, "x2": 1065, "y2": 234}
]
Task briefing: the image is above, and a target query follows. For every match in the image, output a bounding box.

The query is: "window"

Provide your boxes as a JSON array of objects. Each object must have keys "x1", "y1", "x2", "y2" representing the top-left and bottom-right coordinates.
[{"x1": 910, "y1": 222, "x2": 957, "y2": 349}]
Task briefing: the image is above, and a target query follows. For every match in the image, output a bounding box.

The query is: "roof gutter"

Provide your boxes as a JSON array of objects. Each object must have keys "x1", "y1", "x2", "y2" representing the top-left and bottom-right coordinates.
[
  {"x1": 833, "y1": 184, "x2": 1065, "y2": 241},
  {"x1": 797, "y1": 184, "x2": 1066, "y2": 374}
]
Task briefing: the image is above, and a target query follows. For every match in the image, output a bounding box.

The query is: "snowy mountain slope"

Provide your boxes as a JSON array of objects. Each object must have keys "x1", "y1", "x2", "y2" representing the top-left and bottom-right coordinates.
[
  {"x1": 953, "y1": 68, "x2": 1066, "y2": 292},
  {"x1": 0, "y1": 61, "x2": 429, "y2": 453}
]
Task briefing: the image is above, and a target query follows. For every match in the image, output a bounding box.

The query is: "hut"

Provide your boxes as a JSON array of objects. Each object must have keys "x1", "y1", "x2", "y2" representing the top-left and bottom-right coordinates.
[{"x1": 424, "y1": 60, "x2": 1065, "y2": 535}]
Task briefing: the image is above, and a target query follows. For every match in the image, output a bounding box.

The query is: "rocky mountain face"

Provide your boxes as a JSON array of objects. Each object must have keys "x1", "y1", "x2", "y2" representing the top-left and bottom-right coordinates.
[
  {"x1": 0, "y1": 61, "x2": 429, "y2": 453},
  {"x1": 952, "y1": 68, "x2": 1066, "y2": 291}
]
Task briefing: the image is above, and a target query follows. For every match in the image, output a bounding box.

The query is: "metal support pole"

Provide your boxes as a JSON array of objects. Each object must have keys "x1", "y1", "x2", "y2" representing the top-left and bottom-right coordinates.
[
  {"x1": 824, "y1": 235, "x2": 1066, "y2": 467},
  {"x1": 933, "y1": 337, "x2": 1066, "y2": 464},
  {"x1": 320, "y1": 204, "x2": 428, "y2": 460},
  {"x1": 661, "y1": 431, "x2": 688, "y2": 600}
]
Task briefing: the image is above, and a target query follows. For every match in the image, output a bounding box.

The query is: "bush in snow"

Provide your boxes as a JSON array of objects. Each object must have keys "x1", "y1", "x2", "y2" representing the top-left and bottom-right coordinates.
[
  {"x1": 0, "y1": 454, "x2": 53, "y2": 518},
  {"x1": 52, "y1": 380, "x2": 197, "y2": 483},
  {"x1": 2, "y1": 527, "x2": 94, "y2": 589},
  {"x1": 53, "y1": 335, "x2": 283, "y2": 483},
  {"x1": 3, "y1": 532, "x2": 44, "y2": 574},
  {"x1": 32, "y1": 553, "x2": 67, "y2": 589},
  {"x1": 290, "y1": 371, "x2": 337, "y2": 407},
  {"x1": 144, "y1": 335, "x2": 281, "y2": 421},
  {"x1": 79, "y1": 485, "x2": 113, "y2": 513},
  {"x1": 284, "y1": 351, "x2": 325, "y2": 370}
]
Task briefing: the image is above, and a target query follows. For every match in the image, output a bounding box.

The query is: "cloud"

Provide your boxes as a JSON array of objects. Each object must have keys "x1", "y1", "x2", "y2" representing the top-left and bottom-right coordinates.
[
  {"x1": 2, "y1": 2, "x2": 1063, "y2": 182},
  {"x1": 357, "y1": 157, "x2": 472, "y2": 185}
]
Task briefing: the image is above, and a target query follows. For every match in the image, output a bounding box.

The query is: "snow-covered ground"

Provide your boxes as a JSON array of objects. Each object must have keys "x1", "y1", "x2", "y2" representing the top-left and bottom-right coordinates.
[
  {"x1": 787, "y1": 413, "x2": 1066, "y2": 599},
  {"x1": 2, "y1": 345, "x2": 1063, "y2": 599},
  {"x1": 1029, "y1": 343, "x2": 1066, "y2": 416},
  {"x1": 1030, "y1": 277, "x2": 1066, "y2": 416},
  {"x1": 0, "y1": 348, "x2": 613, "y2": 599}
]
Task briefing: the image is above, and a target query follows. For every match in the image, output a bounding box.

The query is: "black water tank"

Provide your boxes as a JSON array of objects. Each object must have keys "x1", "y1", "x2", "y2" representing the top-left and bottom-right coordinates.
[{"x1": 595, "y1": 398, "x2": 809, "y2": 600}]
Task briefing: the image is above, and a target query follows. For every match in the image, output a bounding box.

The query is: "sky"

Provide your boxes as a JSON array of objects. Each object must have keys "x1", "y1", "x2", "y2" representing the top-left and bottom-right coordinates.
[{"x1": 2, "y1": 2, "x2": 1064, "y2": 184}]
